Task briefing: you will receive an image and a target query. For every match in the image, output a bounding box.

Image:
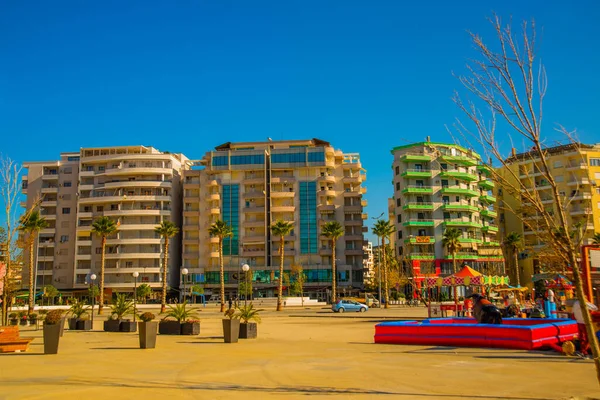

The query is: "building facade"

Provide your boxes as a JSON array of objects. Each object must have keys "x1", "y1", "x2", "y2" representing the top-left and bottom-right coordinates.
[
  {"x1": 21, "y1": 146, "x2": 188, "y2": 294},
  {"x1": 181, "y1": 138, "x2": 367, "y2": 301},
  {"x1": 390, "y1": 139, "x2": 504, "y2": 281},
  {"x1": 498, "y1": 143, "x2": 600, "y2": 287}
]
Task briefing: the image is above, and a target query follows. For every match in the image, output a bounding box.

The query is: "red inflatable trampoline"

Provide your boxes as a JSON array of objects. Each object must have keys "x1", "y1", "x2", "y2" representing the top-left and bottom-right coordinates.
[{"x1": 374, "y1": 318, "x2": 578, "y2": 350}]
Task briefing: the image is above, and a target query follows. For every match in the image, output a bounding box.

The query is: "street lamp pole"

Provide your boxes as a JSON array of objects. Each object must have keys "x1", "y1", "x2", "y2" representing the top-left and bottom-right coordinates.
[
  {"x1": 90, "y1": 273, "x2": 97, "y2": 328},
  {"x1": 181, "y1": 268, "x2": 189, "y2": 303},
  {"x1": 372, "y1": 212, "x2": 384, "y2": 306},
  {"x1": 242, "y1": 264, "x2": 250, "y2": 308},
  {"x1": 132, "y1": 271, "x2": 139, "y2": 322}
]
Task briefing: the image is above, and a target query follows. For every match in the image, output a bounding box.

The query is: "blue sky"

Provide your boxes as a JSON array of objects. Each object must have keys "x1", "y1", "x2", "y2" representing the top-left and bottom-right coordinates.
[{"x1": 1, "y1": 1, "x2": 599, "y2": 239}]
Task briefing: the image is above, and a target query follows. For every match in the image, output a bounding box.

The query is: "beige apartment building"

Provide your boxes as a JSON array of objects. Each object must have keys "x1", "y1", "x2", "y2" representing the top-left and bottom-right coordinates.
[
  {"x1": 390, "y1": 139, "x2": 504, "y2": 282},
  {"x1": 21, "y1": 146, "x2": 188, "y2": 295},
  {"x1": 181, "y1": 138, "x2": 367, "y2": 301},
  {"x1": 498, "y1": 143, "x2": 600, "y2": 287}
]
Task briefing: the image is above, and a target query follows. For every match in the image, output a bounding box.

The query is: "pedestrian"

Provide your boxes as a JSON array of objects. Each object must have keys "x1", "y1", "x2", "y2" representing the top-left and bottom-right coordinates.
[
  {"x1": 228, "y1": 297, "x2": 233, "y2": 310},
  {"x1": 463, "y1": 296, "x2": 473, "y2": 317},
  {"x1": 573, "y1": 299, "x2": 598, "y2": 356}
]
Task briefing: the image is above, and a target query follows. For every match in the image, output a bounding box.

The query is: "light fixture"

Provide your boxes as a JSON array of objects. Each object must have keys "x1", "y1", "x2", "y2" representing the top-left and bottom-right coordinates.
[{"x1": 132, "y1": 271, "x2": 139, "y2": 278}]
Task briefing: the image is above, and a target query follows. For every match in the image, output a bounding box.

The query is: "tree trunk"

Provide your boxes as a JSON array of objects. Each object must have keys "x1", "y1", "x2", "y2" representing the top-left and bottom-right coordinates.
[
  {"x1": 331, "y1": 239, "x2": 337, "y2": 305},
  {"x1": 277, "y1": 235, "x2": 284, "y2": 311},
  {"x1": 219, "y1": 238, "x2": 225, "y2": 313},
  {"x1": 513, "y1": 248, "x2": 520, "y2": 287},
  {"x1": 28, "y1": 236, "x2": 35, "y2": 315},
  {"x1": 98, "y1": 236, "x2": 106, "y2": 315},
  {"x1": 160, "y1": 236, "x2": 169, "y2": 313},
  {"x1": 383, "y1": 237, "x2": 389, "y2": 309}
]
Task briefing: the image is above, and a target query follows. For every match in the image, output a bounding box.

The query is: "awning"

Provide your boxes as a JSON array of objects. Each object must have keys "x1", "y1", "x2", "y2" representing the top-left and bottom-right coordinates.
[
  {"x1": 451, "y1": 266, "x2": 482, "y2": 278},
  {"x1": 15, "y1": 292, "x2": 44, "y2": 299}
]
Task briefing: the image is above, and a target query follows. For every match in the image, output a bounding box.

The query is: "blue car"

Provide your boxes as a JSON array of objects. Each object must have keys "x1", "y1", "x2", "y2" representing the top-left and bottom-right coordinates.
[{"x1": 332, "y1": 299, "x2": 368, "y2": 313}]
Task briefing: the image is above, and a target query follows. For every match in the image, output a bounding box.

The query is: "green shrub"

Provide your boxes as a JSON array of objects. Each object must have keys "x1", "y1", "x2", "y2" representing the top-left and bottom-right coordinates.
[
  {"x1": 234, "y1": 303, "x2": 261, "y2": 324},
  {"x1": 9, "y1": 312, "x2": 17, "y2": 319},
  {"x1": 69, "y1": 301, "x2": 90, "y2": 319},
  {"x1": 110, "y1": 294, "x2": 135, "y2": 320},
  {"x1": 45, "y1": 310, "x2": 64, "y2": 324},
  {"x1": 139, "y1": 312, "x2": 155, "y2": 322},
  {"x1": 165, "y1": 301, "x2": 198, "y2": 323}
]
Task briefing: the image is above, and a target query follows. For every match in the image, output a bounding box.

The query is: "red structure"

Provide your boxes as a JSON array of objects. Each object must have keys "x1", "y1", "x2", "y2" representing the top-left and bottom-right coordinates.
[{"x1": 374, "y1": 318, "x2": 578, "y2": 351}]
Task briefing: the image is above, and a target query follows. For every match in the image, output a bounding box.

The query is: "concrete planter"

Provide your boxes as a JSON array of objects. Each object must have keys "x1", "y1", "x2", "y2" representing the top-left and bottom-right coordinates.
[
  {"x1": 9, "y1": 319, "x2": 18, "y2": 326},
  {"x1": 104, "y1": 319, "x2": 121, "y2": 332},
  {"x1": 139, "y1": 322, "x2": 158, "y2": 349},
  {"x1": 59, "y1": 316, "x2": 66, "y2": 337},
  {"x1": 120, "y1": 320, "x2": 137, "y2": 332},
  {"x1": 181, "y1": 322, "x2": 200, "y2": 335},
  {"x1": 68, "y1": 318, "x2": 78, "y2": 330},
  {"x1": 222, "y1": 319, "x2": 240, "y2": 343},
  {"x1": 158, "y1": 321, "x2": 181, "y2": 335},
  {"x1": 239, "y1": 323, "x2": 257, "y2": 339},
  {"x1": 76, "y1": 319, "x2": 92, "y2": 331},
  {"x1": 43, "y1": 323, "x2": 61, "y2": 354}
]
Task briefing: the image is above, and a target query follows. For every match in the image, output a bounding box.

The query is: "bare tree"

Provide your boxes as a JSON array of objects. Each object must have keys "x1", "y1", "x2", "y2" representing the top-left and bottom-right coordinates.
[{"x1": 452, "y1": 15, "x2": 600, "y2": 383}]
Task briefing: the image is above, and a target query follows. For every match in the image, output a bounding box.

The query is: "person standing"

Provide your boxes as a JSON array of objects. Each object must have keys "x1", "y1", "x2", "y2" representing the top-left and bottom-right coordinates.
[{"x1": 573, "y1": 300, "x2": 598, "y2": 356}]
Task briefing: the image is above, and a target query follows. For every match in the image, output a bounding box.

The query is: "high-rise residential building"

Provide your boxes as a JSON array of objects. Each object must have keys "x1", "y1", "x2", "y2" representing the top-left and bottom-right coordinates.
[
  {"x1": 21, "y1": 146, "x2": 189, "y2": 294},
  {"x1": 498, "y1": 142, "x2": 600, "y2": 286},
  {"x1": 362, "y1": 241, "x2": 374, "y2": 284},
  {"x1": 390, "y1": 139, "x2": 504, "y2": 283},
  {"x1": 181, "y1": 138, "x2": 367, "y2": 301}
]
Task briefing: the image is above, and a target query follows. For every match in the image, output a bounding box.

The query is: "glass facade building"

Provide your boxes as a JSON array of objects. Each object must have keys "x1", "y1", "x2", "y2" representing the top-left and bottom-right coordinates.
[
  {"x1": 222, "y1": 184, "x2": 239, "y2": 256},
  {"x1": 299, "y1": 181, "x2": 318, "y2": 254}
]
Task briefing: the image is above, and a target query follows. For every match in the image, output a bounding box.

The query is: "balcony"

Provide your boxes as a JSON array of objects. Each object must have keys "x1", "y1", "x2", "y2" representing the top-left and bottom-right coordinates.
[
  {"x1": 477, "y1": 165, "x2": 492, "y2": 176},
  {"x1": 481, "y1": 225, "x2": 499, "y2": 233},
  {"x1": 271, "y1": 190, "x2": 295, "y2": 198},
  {"x1": 440, "y1": 155, "x2": 478, "y2": 166},
  {"x1": 209, "y1": 207, "x2": 221, "y2": 215},
  {"x1": 343, "y1": 219, "x2": 362, "y2": 226},
  {"x1": 42, "y1": 173, "x2": 59, "y2": 180},
  {"x1": 401, "y1": 169, "x2": 432, "y2": 178},
  {"x1": 319, "y1": 189, "x2": 337, "y2": 197},
  {"x1": 440, "y1": 170, "x2": 478, "y2": 182},
  {"x1": 404, "y1": 236, "x2": 435, "y2": 245},
  {"x1": 402, "y1": 202, "x2": 434, "y2": 211},
  {"x1": 318, "y1": 174, "x2": 336, "y2": 183},
  {"x1": 566, "y1": 162, "x2": 588, "y2": 171},
  {"x1": 343, "y1": 189, "x2": 363, "y2": 197},
  {"x1": 441, "y1": 204, "x2": 478, "y2": 212},
  {"x1": 106, "y1": 238, "x2": 162, "y2": 245},
  {"x1": 344, "y1": 234, "x2": 363, "y2": 241},
  {"x1": 458, "y1": 237, "x2": 483, "y2": 244},
  {"x1": 319, "y1": 248, "x2": 332, "y2": 256},
  {"x1": 399, "y1": 154, "x2": 431, "y2": 162},
  {"x1": 244, "y1": 206, "x2": 265, "y2": 214},
  {"x1": 41, "y1": 186, "x2": 58, "y2": 194},
  {"x1": 342, "y1": 174, "x2": 362, "y2": 183},
  {"x1": 567, "y1": 178, "x2": 590, "y2": 186},
  {"x1": 105, "y1": 253, "x2": 162, "y2": 260},
  {"x1": 79, "y1": 194, "x2": 171, "y2": 204},
  {"x1": 402, "y1": 186, "x2": 433, "y2": 194},
  {"x1": 443, "y1": 220, "x2": 482, "y2": 228},
  {"x1": 441, "y1": 187, "x2": 478, "y2": 197},
  {"x1": 104, "y1": 180, "x2": 172, "y2": 189},
  {"x1": 104, "y1": 209, "x2": 171, "y2": 217},
  {"x1": 444, "y1": 253, "x2": 479, "y2": 260},
  {"x1": 480, "y1": 209, "x2": 497, "y2": 218},
  {"x1": 41, "y1": 200, "x2": 58, "y2": 207},
  {"x1": 344, "y1": 248, "x2": 364, "y2": 256},
  {"x1": 344, "y1": 205, "x2": 362, "y2": 213},
  {"x1": 481, "y1": 241, "x2": 500, "y2": 246},
  {"x1": 245, "y1": 219, "x2": 266, "y2": 228},
  {"x1": 244, "y1": 191, "x2": 264, "y2": 199},
  {"x1": 571, "y1": 192, "x2": 592, "y2": 201},
  {"x1": 480, "y1": 194, "x2": 497, "y2": 203},
  {"x1": 478, "y1": 179, "x2": 495, "y2": 190},
  {"x1": 242, "y1": 249, "x2": 266, "y2": 257},
  {"x1": 403, "y1": 219, "x2": 435, "y2": 227},
  {"x1": 104, "y1": 166, "x2": 172, "y2": 176},
  {"x1": 271, "y1": 176, "x2": 296, "y2": 184},
  {"x1": 318, "y1": 204, "x2": 336, "y2": 212},
  {"x1": 571, "y1": 208, "x2": 592, "y2": 216},
  {"x1": 208, "y1": 193, "x2": 221, "y2": 201},
  {"x1": 271, "y1": 205, "x2": 295, "y2": 213},
  {"x1": 407, "y1": 253, "x2": 435, "y2": 260}
]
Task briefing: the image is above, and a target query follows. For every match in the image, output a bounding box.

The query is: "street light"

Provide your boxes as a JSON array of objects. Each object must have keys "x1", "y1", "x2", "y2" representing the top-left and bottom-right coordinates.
[
  {"x1": 371, "y1": 213, "x2": 384, "y2": 306},
  {"x1": 132, "y1": 271, "x2": 139, "y2": 322},
  {"x1": 90, "y1": 273, "x2": 97, "y2": 328},
  {"x1": 181, "y1": 267, "x2": 189, "y2": 303},
  {"x1": 242, "y1": 264, "x2": 250, "y2": 307}
]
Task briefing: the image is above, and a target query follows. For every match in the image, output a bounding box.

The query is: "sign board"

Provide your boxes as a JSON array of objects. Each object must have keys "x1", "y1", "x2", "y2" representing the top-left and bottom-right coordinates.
[
  {"x1": 416, "y1": 236, "x2": 431, "y2": 243},
  {"x1": 590, "y1": 249, "x2": 600, "y2": 272},
  {"x1": 429, "y1": 303, "x2": 442, "y2": 318}
]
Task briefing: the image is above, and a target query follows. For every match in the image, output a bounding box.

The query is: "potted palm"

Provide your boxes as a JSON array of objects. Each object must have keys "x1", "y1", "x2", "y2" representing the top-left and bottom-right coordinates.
[
  {"x1": 159, "y1": 301, "x2": 198, "y2": 335},
  {"x1": 104, "y1": 294, "x2": 136, "y2": 332},
  {"x1": 29, "y1": 313, "x2": 38, "y2": 326},
  {"x1": 69, "y1": 301, "x2": 91, "y2": 330},
  {"x1": 9, "y1": 313, "x2": 18, "y2": 326},
  {"x1": 138, "y1": 312, "x2": 157, "y2": 349},
  {"x1": 222, "y1": 308, "x2": 240, "y2": 343},
  {"x1": 236, "y1": 303, "x2": 261, "y2": 339},
  {"x1": 43, "y1": 310, "x2": 64, "y2": 354}
]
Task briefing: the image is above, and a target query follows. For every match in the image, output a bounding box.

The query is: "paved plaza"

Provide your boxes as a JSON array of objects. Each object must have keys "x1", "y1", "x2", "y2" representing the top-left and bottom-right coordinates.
[{"x1": 0, "y1": 306, "x2": 598, "y2": 400}]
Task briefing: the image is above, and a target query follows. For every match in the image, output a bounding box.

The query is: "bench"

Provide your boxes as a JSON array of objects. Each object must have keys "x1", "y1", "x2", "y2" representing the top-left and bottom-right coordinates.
[{"x1": 0, "y1": 326, "x2": 34, "y2": 353}]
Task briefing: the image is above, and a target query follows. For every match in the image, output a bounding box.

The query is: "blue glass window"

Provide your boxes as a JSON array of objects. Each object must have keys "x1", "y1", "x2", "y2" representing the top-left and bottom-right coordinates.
[
  {"x1": 299, "y1": 181, "x2": 318, "y2": 254},
  {"x1": 222, "y1": 184, "x2": 239, "y2": 256},
  {"x1": 212, "y1": 156, "x2": 229, "y2": 167},
  {"x1": 231, "y1": 154, "x2": 265, "y2": 165},
  {"x1": 272, "y1": 152, "x2": 306, "y2": 164},
  {"x1": 307, "y1": 151, "x2": 325, "y2": 162}
]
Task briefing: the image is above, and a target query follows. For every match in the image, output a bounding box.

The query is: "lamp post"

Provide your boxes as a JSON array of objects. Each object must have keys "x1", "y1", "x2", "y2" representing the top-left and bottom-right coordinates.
[
  {"x1": 372, "y1": 212, "x2": 384, "y2": 306},
  {"x1": 90, "y1": 273, "x2": 97, "y2": 328},
  {"x1": 132, "y1": 271, "x2": 139, "y2": 322},
  {"x1": 181, "y1": 268, "x2": 189, "y2": 303},
  {"x1": 242, "y1": 264, "x2": 250, "y2": 308}
]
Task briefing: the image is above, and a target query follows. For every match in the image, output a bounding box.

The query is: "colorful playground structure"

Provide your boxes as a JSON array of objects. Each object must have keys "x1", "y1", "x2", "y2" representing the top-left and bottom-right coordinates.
[{"x1": 374, "y1": 317, "x2": 578, "y2": 351}]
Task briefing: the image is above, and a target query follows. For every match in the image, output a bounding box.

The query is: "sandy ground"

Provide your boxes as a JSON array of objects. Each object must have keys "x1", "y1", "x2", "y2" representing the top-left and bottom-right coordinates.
[{"x1": 0, "y1": 305, "x2": 598, "y2": 400}]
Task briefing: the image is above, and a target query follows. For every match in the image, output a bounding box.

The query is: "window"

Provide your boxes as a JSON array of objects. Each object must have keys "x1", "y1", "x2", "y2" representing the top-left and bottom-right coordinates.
[
  {"x1": 397, "y1": 230, "x2": 403, "y2": 239},
  {"x1": 63, "y1": 181, "x2": 72, "y2": 187},
  {"x1": 442, "y1": 196, "x2": 449, "y2": 205},
  {"x1": 230, "y1": 154, "x2": 265, "y2": 165},
  {"x1": 553, "y1": 161, "x2": 563, "y2": 168},
  {"x1": 455, "y1": 196, "x2": 460, "y2": 202},
  {"x1": 395, "y1": 166, "x2": 399, "y2": 175},
  {"x1": 272, "y1": 152, "x2": 307, "y2": 164},
  {"x1": 397, "y1": 214, "x2": 402, "y2": 223},
  {"x1": 96, "y1": 248, "x2": 102, "y2": 254},
  {"x1": 440, "y1": 163, "x2": 447, "y2": 171},
  {"x1": 97, "y1": 206, "x2": 103, "y2": 212},
  {"x1": 212, "y1": 156, "x2": 229, "y2": 167},
  {"x1": 416, "y1": 180, "x2": 424, "y2": 187},
  {"x1": 396, "y1": 182, "x2": 400, "y2": 191},
  {"x1": 595, "y1": 172, "x2": 600, "y2": 180},
  {"x1": 414, "y1": 164, "x2": 422, "y2": 171},
  {"x1": 590, "y1": 158, "x2": 600, "y2": 166},
  {"x1": 441, "y1": 180, "x2": 448, "y2": 188},
  {"x1": 62, "y1": 207, "x2": 70, "y2": 214},
  {"x1": 307, "y1": 151, "x2": 325, "y2": 163},
  {"x1": 126, "y1": 261, "x2": 133, "y2": 268},
  {"x1": 554, "y1": 175, "x2": 563, "y2": 183},
  {"x1": 396, "y1": 198, "x2": 401, "y2": 207},
  {"x1": 60, "y1": 235, "x2": 69, "y2": 243}
]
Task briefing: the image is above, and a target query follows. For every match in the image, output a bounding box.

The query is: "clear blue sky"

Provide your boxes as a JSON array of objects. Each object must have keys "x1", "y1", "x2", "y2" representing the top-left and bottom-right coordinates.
[{"x1": 1, "y1": 1, "x2": 599, "y2": 239}]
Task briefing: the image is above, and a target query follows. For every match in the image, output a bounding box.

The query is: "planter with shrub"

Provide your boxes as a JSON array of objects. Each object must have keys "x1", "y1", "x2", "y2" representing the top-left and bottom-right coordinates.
[
  {"x1": 76, "y1": 318, "x2": 92, "y2": 331},
  {"x1": 160, "y1": 302, "x2": 199, "y2": 335},
  {"x1": 19, "y1": 311, "x2": 28, "y2": 326},
  {"x1": 9, "y1": 313, "x2": 18, "y2": 326},
  {"x1": 104, "y1": 294, "x2": 136, "y2": 332},
  {"x1": 69, "y1": 301, "x2": 91, "y2": 330},
  {"x1": 181, "y1": 320, "x2": 200, "y2": 335},
  {"x1": 222, "y1": 308, "x2": 240, "y2": 343},
  {"x1": 138, "y1": 312, "x2": 157, "y2": 349},
  {"x1": 235, "y1": 303, "x2": 261, "y2": 339},
  {"x1": 29, "y1": 313, "x2": 38, "y2": 326},
  {"x1": 43, "y1": 310, "x2": 64, "y2": 354}
]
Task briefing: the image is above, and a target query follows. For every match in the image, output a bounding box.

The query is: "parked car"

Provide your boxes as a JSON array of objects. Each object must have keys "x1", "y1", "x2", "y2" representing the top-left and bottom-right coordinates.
[{"x1": 332, "y1": 299, "x2": 368, "y2": 313}]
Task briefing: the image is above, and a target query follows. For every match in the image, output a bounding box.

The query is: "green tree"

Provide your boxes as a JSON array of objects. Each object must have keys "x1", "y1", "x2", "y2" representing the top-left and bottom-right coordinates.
[
  {"x1": 209, "y1": 220, "x2": 233, "y2": 312},
  {"x1": 442, "y1": 228, "x2": 462, "y2": 304},
  {"x1": 290, "y1": 264, "x2": 306, "y2": 305},
  {"x1": 43, "y1": 284, "x2": 59, "y2": 306},
  {"x1": 155, "y1": 220, "x2": 179, "y2": 313},
  {"x1": 238, "y1": 273, "x2": 253, "y2": 299},
  {"x1": 19, "y1": 210, "x2": 48, "y2": 314},
  {"x1": 136, "y1": 283, "x2": 152, "y2": 304},
  {"x1": 88, "y1": 284, "x2": 100, "y2": 300},
  {"x1": 190, "y1": 284, "x2": 204, "y2": 304},
  {"x1": 372, "y1": 219, "x2": 395, "y2": 309},
  {"x1": 322, "y1": 221, "x2": 345, "y2": 305},
  {"x1": 503, "y1": 232, "x2": 523, "y2": 287},
  {"x1": 92, "y1": 216, "x2": 118, "y2": 315},
  {"x1": 593, "y1": 233, "x2": 600, "y2": 245},
  {"x1": 270, "y1": 220, "x2": 294, "y2": 311}
]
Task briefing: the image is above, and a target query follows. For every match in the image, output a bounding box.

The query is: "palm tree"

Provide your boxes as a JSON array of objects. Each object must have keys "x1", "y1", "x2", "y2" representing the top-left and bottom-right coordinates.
[
  {"x1": 372, "y1": 219, "x2": 395, "y2": 309},
  {"x1": 593, "y1": 233, "x2": 600, "y2": 245},
  {"x1": 271, "y1": 220, "x2": 294, "y2": 311},
  {"x1": 92, "y1": 216, "x2": 118, "y2": 315},
  {"x1": 322, "y1": 221, "x2": 345, "y2": 305},
  {"x1": 209, "y1": 220, "x2": 233, "y2": 312},
  {"x1": 503, "y1": 231, "x2": 523, "y2": 287},
  {"x1": 19, "y1": 210, "x2": 48, "y2": 315},
  {"x1": 155, "y1": 220, "x2": 179, "y2": 313},
  {"x1": 136, "y1": 283, "x2": 152, "y2": 304},
  {"x1": 442, "y1": 227, "x2": 462, "y2": 305}
]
